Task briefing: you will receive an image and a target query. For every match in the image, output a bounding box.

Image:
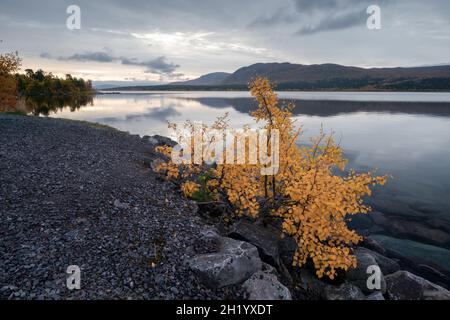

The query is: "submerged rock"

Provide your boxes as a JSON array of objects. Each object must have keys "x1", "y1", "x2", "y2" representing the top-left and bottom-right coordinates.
[
  {"x1": 370, "y1": 212, "x2": 450, "y2": 247},
  {"x1": 385, "y1": 271, "x2": 450, "y2": 300},
  {"x1": 370, "y1": 235, "x2": 450, "y2": 274}
]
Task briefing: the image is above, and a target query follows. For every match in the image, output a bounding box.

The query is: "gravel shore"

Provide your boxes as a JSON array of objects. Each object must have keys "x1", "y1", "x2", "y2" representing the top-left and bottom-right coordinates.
[{"x1": 0, "y1": 115, "x2": 242, "y2": 300}]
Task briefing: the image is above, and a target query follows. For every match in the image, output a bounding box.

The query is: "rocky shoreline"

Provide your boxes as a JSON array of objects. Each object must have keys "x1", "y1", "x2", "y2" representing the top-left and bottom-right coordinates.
[{"x1": 0, "y1": 114, "x2": 449, "y2": 300}]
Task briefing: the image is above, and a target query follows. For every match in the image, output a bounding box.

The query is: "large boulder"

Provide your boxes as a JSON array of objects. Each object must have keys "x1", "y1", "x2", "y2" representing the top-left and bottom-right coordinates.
[
  {"x1": 296, "y1": 269, "x2": 329, "y2": 299},
  {"x1": 278, "y1": 235, "x2": 298, "y2": 268},
  {"x1": 188, "y1": 233, "x2": 262, "y2": 288},
  {"x1": 323, "y1": 283, "x2": 365, "y2": 300},
  {"x1": 360, "y1": 236, "x2": 387, "y2": 255},
  {"x1": 357, "y1": 247, "x2": 400, "y2": 275},
  {"x1": 228, "y1": 220, "x2": 281, "y2": 269},
  {"x1": 417, "y1": 264, "x2": 450, "y2": 289},
  {"x1": 385, "y1": 271, "x2": 450, "y2": 300},
  {"x1": 242, "y1": 271, "x2": 292, "y2": 300},
  {"x1": 260, "y1": 262, "x2": 278, "y2": 276},
  {"x1": 346, "y1": 250, "x2": 386, "y2": 294}
]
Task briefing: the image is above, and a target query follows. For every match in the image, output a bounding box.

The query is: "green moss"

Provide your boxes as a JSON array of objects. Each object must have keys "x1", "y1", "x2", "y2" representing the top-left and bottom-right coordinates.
[
  {"x1": 191, "y1": 189, "x2": 214, "y2": 202},
  {"x1": 2, "y1": 110, "x2": 28, "y2": 116}
]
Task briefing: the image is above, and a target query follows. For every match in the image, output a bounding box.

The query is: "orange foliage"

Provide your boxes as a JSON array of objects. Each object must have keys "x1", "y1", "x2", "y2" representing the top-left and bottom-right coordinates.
[
  {"x1": 154, "y1": 77, "x2": 387, "y2": 279},
  {"x1": 0, "y1": 52, "x2": 21, "y2": 112}
]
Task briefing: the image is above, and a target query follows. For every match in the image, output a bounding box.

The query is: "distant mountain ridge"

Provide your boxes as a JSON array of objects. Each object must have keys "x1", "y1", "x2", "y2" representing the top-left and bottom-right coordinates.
[
  {"x1": 171, "y1": 72, "x2": 230, "y2": 86},
  {"x1": 219, "y1": 62, "x2": 450, "y2": 85},
  {"x1": 105, "y1": 62, "x2": 450, "y2": 91}
]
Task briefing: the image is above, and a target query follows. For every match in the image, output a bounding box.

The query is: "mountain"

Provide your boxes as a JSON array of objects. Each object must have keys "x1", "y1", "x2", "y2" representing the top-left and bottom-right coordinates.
[
  {"x1": 221, "y1": 62, "x2": 450, "y2": 87},
  {"x1": 171, "y1": 72, "x2": 231, "y2": 86},
  {"x1": 104, "y1": 62, "x2": 450, "y2": 91},
  {"x1": 221, "y1": 63, "x2": 365, "y2": 84}
]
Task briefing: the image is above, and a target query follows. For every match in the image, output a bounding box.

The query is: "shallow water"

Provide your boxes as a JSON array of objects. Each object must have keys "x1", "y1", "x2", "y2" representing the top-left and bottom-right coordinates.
[
  {"x1": 45, "y1": 91, "x2": 450, "y2": 272},
  {"x1": 371, "y1": 235, "x2": 450, "y2": 272}
]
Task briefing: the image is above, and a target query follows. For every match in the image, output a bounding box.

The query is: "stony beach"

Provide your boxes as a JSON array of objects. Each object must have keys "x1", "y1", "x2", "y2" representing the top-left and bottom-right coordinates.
[{"x1": 0, "y1": 114, "x2": 242, "y2": 299}]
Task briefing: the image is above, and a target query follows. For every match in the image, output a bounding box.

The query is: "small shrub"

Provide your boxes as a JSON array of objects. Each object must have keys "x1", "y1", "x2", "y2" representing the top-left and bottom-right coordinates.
[{"x1": 154, "y1": 77, "x2": 387, "y2": 279}]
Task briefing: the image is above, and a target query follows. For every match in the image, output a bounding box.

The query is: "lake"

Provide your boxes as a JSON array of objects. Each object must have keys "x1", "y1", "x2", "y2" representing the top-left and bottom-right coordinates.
[{"x1": 43, "y1": 91, "x2": 450, "y2": 280}]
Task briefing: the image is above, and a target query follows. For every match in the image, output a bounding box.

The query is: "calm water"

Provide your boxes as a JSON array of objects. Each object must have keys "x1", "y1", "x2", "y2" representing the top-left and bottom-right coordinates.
[{"x1": 45, "y1": 91, "x2": 450, "y2": 274}]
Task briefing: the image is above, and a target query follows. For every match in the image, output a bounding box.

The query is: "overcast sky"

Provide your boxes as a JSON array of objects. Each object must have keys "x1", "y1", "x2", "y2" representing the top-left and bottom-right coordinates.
[{"x1": 1, "y1": 0, "x2": 449, "y2": 83}]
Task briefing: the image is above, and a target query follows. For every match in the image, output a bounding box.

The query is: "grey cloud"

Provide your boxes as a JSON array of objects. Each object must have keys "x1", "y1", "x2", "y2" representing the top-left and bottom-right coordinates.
[
  {"x1": 249, "y1": 0, "x2": 376, "y2": 35},
  {"x1": 39, "y1": 52, "x2": 52, "y2": 59},
  {"x1": 146, "y1": 56, "x2": 180, "y2": 75},
  {"x1": 250, "y1": 0, "x2": 352, "y2": 29},
  {"x1": 121, "y1": 56, "x2": 180, "y2": 75},
  {"x1": 293, "y1": 0, "x2": 340, "y2": 12},
  {"x1": 294, "y1": 0, "x2": 384, "y2": 35},
  {"x1": 41, "y1": 51, "x2": 181, "y2": 77},
  {"x1": 40, "y1": 51, "x2": 116, "y2": 63},
  {"x1": 248, "y1": 9, "x2": 296, "y2": 28},
  {"x1": 66, "y1": 51, "x2": 116, "y2": 63},
  {"x1": 293, "y1": 0, "x2": 380, "y2": 12},
  {"x1": 296, "y1": 8, "x2": 366, "y2": 35}
]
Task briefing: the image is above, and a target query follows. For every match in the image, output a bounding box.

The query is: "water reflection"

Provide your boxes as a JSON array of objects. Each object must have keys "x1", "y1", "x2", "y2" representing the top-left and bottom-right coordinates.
[
  {"x1": 189, "y1": 97, "x2": 450, "y2": 117},
  {"x1": 20, "y1": 93, "x2": 94, "y2": 116}
]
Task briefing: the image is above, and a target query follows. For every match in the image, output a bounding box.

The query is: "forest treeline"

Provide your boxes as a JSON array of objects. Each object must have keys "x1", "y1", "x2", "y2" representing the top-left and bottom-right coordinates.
[
  {"x1": 0, "y1": 52, "x2": 94, "y2": 114},
  {"x1": 17, "y1": 69, "x2": 94, "y2": 97}
]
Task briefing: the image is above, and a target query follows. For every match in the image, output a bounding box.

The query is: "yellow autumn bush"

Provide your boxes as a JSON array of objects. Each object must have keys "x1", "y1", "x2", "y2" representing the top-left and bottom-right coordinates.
[
  {"x1": 181, "y1": 181, "x2": 200, "y2": 198},
  {"x1": 154, "y1": 77, "x2": 387, "y2": 279},
  {"x1": 0, "y1": 52, "x2": 21, "y2": 112}
]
